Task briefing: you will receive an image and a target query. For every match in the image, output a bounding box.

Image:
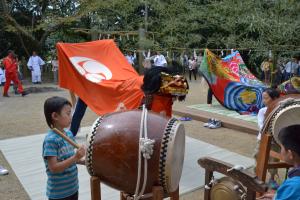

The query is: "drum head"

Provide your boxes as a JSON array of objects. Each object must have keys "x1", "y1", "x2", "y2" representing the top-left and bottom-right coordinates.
[
  {"x1": 160, "y1": 118, "x2": 185, "y2": 193},
  {"x1": 86, "y1": 116, "x2": 103, "y2": 174},
  {"x1": 271, "y1": 104, "x2": 300, "y2": 144},
  {"x1": 261, "y1": 96, "x2": 300, "y2": 145}
]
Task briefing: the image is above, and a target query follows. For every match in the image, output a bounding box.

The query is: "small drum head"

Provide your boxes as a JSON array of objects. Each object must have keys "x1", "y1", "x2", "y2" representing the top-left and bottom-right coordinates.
[
  {"x1": 210, "y1": 177, "x2": 245, "y2": 200},
  {"x1": 161, "y1": 119, "x2": 185, "y2": 193},
  {"x1": 261, "y1": 95, "x2": 300, "y2": 144},
  {"x1": 271, "y1": 104, "x2": 300, "y2": 144}
]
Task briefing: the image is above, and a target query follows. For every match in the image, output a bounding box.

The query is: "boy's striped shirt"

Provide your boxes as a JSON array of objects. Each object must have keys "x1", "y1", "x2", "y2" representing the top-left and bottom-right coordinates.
[{"x1": 43, "y1": 129, "x2": 78, "y2": 199}]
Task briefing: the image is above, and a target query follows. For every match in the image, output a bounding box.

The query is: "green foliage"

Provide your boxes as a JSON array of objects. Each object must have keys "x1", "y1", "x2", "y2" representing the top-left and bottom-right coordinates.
[{"x1": 0, "y1": 0, "x2": 299, "y2": 68}]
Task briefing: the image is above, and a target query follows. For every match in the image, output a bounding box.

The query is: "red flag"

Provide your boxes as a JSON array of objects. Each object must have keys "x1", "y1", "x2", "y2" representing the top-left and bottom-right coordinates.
[{"x1": 57, "y1": 40, "x2": 144, "y2": 115}]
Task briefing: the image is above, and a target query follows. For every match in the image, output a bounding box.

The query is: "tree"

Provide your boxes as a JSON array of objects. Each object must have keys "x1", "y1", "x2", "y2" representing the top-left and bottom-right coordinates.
[
  {"x1": 0, "y1": 0, "x2": 85, "y2": 56},
  {"x1": 1, "y1": 0, "x2": 299, "y2": 62}
]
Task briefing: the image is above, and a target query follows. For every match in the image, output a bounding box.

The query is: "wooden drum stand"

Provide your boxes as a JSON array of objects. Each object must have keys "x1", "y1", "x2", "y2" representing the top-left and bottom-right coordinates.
[
  {"x1": 255, "y1": 133, "x2": 291, "y2": 188},
  {"x1": 256, "y1": 95, "x2": 300, "y2": 189},
  {"x1": 198, "y1": 157, "x2": 267, "y2": 200},
  {"x1": 90, "y1": 176, "x2": 179, "y2": 200}
]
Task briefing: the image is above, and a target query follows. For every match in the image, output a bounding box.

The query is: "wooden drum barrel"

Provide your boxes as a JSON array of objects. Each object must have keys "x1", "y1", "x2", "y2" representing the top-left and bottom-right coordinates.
[{"x1": 85, "y1": 110, "x2": 185, "y2": 195}]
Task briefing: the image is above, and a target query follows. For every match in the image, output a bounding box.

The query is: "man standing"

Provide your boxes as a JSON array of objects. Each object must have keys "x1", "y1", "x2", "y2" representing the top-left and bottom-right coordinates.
[
  {"x1": 27, "y1": 51, "x2": 45, "y2": 84},
  {"x1": 284, "y1": 57, "x2": 299, "y2": 81},
  {"x1": 153, "y1": 51, "x2": 167, "y2": 67},
  {"x1": 125, "y1": 51, "x2": 136, "y2": 66},
  {"x1": 2, "y1": 50, "x2": 28, "y2": 97}
]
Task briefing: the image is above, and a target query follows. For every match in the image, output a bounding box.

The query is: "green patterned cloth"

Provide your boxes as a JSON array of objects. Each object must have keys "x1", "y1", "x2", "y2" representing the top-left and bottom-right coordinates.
[{"x1": 188, "y1": 103, "x2": 258, "y2": 124}]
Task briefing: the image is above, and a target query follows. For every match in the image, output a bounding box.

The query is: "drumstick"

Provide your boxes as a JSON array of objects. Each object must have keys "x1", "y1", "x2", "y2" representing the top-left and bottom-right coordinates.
[{"x1": 52, "y1": 128, "x2": 80, "y2": 149}]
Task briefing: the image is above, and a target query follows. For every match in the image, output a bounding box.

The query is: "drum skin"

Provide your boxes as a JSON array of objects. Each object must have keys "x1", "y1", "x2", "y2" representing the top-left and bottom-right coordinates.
[
  {"x1": 265, "y1": 94, "x2": 300, "y2": 119},
  {"x1": 86, "y1": 110, "x2": 185, "y2": 195},
  {"x1": 263, "y1": 94, "x2": 300, "y2": 143}
]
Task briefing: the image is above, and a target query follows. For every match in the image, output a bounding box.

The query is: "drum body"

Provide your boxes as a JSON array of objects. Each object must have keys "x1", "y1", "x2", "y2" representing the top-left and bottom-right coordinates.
[
  {"x1": 210, "y1": 177, "x2": 246, "y2": 200},
  {"x1": 86, "y1": 110, "x2": 185, "y2": 194}
]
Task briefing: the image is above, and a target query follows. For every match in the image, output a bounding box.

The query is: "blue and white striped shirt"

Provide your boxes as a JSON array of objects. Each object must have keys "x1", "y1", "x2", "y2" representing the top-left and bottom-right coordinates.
[{"x1": 43, "y1": 129, "x2": 78, "y2": 199}]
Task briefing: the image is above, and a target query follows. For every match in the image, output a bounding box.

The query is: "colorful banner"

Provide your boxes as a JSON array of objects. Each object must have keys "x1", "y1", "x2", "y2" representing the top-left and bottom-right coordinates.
[
  {"x1": 199, "y1": 49, "x2": 266, "y2": 114},
  {"x1": 57, "y1": 40, "x2": 144, "y2": 115}
]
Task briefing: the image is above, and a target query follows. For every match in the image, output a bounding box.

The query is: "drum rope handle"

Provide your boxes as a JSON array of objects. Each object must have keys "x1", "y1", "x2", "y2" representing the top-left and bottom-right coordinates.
[
  {"x1": 134, "y1": 106, "x2": 144, "y2": 199},
  {"x1": 134, "y1": 105, "x2": 154, "y2": 200},
  {"x1": 139, "y1": 108, "x2": 154, "y2": 197}
]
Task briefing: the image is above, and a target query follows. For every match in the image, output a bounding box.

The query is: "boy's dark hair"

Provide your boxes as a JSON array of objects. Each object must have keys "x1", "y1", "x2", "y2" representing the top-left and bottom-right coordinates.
[
  {"x1": 264, "y1": 88, "x2": 280, "y2": 100},
  {"x1": 44, "y1": 96, "x2": 72, "y2": 128},
  {"x1": 278, "y1": 124, "x2": 300, "y2": 157}
]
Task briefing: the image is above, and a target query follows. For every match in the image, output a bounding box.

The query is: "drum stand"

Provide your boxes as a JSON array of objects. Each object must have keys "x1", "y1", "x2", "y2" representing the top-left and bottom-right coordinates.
[
  {"x1": 255, "y1": 133, "x2": 291, "y2": 191},
  {"x1": 198, "y1": 157, "x2": 267, "y2": 200},
  {"x1": 90, "y1": 176, "x2": 179, "y2": 200}
]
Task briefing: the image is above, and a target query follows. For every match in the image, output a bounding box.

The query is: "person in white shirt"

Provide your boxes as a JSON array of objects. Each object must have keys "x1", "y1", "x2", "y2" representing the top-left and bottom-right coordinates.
[
  {"x1": 284, "y1": 58, "x2": 299, "y2": 81},
  {"x1": 153, "y1": 52, "x2": 167, "y2": 67},
  {"x1": 188, "y1": 56, "x2": 197, "y2": 81},
  {"x1": 125, "y1": 51, "x2": 136, "y2": 66},
  {"x1": 51, "y1": 56, "x2": 59, "y2": 84},
  {"x1": 254, "y1": 88, "x2": 280, "y2": 189},
  {"x1": 0, "y1": 60, "x2": 5, "y2": 86},
  {"x1": 27, "y1": 51, "x2": 45, "y2": 84}
]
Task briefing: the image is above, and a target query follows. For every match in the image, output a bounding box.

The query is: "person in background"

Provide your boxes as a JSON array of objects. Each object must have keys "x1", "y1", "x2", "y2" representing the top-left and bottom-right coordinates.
[
  {"x1": 2, "y1": 50, "x2": 28, "y2": 97},
  {"x1": 27, "y1": 51, "x2": 45, "y2": 84},
  {"x1": 254, "y1": 88, "x2": 280, "y2": 189},
  {"x1": 125, "y1": 51, "x2": 136, "y2": 66},
  {"x1": 0, "y1": 59, "x2": 5, "y2": 86},
  {"x1": 70, "y1": 97, "x2": 87, "y2": 137},
  {"x1": 188, "y1": 56, "x2": 197, "y2": 81},
  {"x1": 153, "y1": 51, "x2": 167, "y2": 68},
  {"x1": 271, "y1": 60, "x2": 283, "y2": 86},
  {"x1": 51, "y1": 56, "x2": 59, "y2": 84},
  {"x1": 260, "y1": 58, "x2": 272, "y2": 84},
  {"x1": 207, "y1": 87, "x2": 213, "y2": 106},
  {"x1": 284, "y1": 57, "x2": 299, "y2": 81},
  {"x1": 13, "y1": 56, "x2": 23, "y2": 94}
]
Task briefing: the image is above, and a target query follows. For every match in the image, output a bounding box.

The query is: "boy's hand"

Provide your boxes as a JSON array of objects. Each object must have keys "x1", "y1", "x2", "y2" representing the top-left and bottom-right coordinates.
[
  {"x1": 77, "y1": 157, "x2": 86, "y2": 165},
  {"x1": 74, "y1": 145, "x2": 85, "y2": 161},
  {"x1": 256, "y1": 192, "x2": 275, "y2": 200}
]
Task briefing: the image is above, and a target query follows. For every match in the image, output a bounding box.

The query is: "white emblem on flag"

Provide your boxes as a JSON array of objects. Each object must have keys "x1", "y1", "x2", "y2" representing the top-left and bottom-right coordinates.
[
  {"x1": 115, "y1": 102, "x2": 127, "y2": 111},
  {"x1": 69, "y1": 56, "x2": 112, "y2": 83}
]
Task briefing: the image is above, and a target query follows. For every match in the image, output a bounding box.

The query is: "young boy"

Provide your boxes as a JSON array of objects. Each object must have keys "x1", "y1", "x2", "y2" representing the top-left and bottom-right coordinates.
[
  {"x1": 43, "y1": 96, "x2": 85, "y2": 200},
  {"x1": 259, "y1": 124, "x2": 300, "y2": 200}
]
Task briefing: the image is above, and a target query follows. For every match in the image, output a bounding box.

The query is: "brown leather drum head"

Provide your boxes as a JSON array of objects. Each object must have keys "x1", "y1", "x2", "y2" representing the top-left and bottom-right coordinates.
[
  {"x1": 163, "y1": 120, "x2": 185, "y2": 193},
  {"x1": 210, "y1": 177, "x2": 245, "y2": 200}
]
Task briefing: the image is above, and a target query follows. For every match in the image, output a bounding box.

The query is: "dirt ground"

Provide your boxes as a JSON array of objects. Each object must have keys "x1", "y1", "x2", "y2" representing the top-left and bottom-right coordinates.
[{"x1": 0, "y1": 78, "x2": 257, "y2": 200}]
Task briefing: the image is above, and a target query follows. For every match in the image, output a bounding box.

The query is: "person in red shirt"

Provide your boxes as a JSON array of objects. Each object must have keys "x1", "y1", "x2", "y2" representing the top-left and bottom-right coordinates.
[{"x1": 2, "y1": 50, "x2": 28, "y2": 97}]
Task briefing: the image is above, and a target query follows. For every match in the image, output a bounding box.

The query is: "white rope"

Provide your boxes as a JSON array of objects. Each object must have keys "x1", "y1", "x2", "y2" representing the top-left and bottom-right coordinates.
[
  {"x1": 133, "y1": 105, "x2": 154, "y2": 200},
  {"x1": 139, "y1": 108, "x2": 154, "y2": 197},
  {"x1": 134, "y1": 106, "x2": 145, "y2": 200}
]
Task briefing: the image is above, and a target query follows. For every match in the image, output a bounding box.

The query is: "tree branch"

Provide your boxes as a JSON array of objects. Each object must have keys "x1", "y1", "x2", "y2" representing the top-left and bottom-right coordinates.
[{"x1": 0, "y1": 0, "x2": 8, "y2": 13}]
